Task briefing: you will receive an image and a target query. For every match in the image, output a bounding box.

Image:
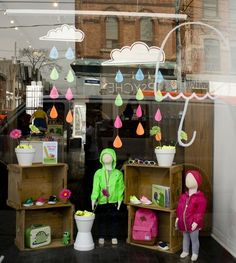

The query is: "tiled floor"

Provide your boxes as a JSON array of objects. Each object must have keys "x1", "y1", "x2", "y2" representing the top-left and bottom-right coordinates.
[{"x1": 0, "y1": 210, "x2": 236, "y2": 263}]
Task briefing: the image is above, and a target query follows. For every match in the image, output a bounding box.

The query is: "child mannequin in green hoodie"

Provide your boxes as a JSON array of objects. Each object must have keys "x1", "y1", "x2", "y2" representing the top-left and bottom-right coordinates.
[{"x1": 91, "y1": 148, "x2": 125, "y2": 245}]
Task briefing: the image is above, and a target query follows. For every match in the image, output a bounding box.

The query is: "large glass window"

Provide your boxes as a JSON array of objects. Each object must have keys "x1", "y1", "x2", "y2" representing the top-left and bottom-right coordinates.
[
  {"x1": 140, "y1": 18, "x2": 153, "y2": 46},
  {"x1": 203, "y1": 0, "x2": 218, "y2": 18},
  {"x1": 105, "y1": 17, "x2": 119, "y2": 49},
  {"x1": 204, "y1": 39, "x2": 220, "y2": 72}
]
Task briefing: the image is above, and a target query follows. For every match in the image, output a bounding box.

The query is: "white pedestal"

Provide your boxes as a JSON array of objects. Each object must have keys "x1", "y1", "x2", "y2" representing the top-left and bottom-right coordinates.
[{"x1": 74, "y1": 214, "x2": 95, "y2": 251}]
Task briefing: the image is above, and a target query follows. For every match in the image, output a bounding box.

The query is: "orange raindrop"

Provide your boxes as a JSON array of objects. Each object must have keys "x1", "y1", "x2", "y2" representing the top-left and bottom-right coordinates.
[
  {"x1": 50, "y1": 105, "x2": 58, "y2": 119},
  {"x1": 113, "y1": 135, "x2": 122, "y2": 148},
  {"x1": 155, "y1": 132, "x2": 162, "y2": 141},
  {"x1": 136, "y1": 122, "x2": 144, "y2": 135},
  {"x1": 66, "y1": 110, "x2": 73, "y2": 123}
]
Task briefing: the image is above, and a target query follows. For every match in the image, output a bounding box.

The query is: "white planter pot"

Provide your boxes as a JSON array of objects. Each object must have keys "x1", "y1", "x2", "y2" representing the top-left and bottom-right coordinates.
[
  {"x1": 15, "y1": 148, "x2": 36, "y2": 166},
  {"x1": 155, "y1": 148, "x2": 176, "y2": 167}
]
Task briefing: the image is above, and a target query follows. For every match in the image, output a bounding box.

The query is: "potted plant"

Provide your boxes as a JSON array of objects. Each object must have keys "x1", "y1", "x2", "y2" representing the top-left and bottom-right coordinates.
[
  {"x1": 150, "y1": 123, "x2": 188, "y2": 167},
  {"x1": 10, "y1": 125, "x2": 40, "y2": 166}
]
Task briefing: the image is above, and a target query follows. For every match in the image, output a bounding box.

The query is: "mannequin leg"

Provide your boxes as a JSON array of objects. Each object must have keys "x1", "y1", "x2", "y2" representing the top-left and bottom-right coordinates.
[
  {"x1": 190, "y1": 230, "x2": 200, "y2": 261},
  {"x1": 180, "y1": 232, "x2": 190, "y2": 258},
  {"x1": 110, "y1": 203, "x2": 119, "y2": 244}
]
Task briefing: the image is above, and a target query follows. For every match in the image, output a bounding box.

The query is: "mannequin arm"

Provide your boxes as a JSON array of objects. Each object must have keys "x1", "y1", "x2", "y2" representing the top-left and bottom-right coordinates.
[
  {"x1": 91, "y1": 200, "x2": 96, "y2": 211},
  {"x1": 175, "y1": 218, "x2": 179, "y2": 229},
  {"x1": 191, "y1": 222, "x2": 198, "y2": 231},
  {"x1": 117, "y1": 201, "x2": 122, "y2": 210}
]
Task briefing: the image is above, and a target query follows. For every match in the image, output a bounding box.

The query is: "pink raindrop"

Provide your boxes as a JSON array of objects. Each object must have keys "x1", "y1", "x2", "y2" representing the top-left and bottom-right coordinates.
[
  {"x1": 114, "y1": 115, "x2": 122, "y2": 129},
  {"x1": 50, "y1": 85, "x2": 59, "y2": 99},
  {"x1": 136, "y1": 104, "x2": 142, "y2": 118},
  {"x1": 65, "y1": 87, "x2": 73, "y2": 101},
  {"x1": 155, "y1": 108, "x2": 162, "y2": 122}
]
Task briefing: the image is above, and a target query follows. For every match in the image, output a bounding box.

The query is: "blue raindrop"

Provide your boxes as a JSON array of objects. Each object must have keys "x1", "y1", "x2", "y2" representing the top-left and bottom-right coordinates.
[
  {"x1": 65, "y1": 47, "x2": 75, "y2": 60},
  {"x1": 49, "y1": 46, "x2": 58, "y2": 59},
  {"x1": 135, "y1": 68, "x2": 144, "y2": 81},
  {"x1": 115, "y1": 70, "x2": 123, "y2": 83},
  {"x1": 155, "y1": 70, "x2": 164, "y2": 83}
]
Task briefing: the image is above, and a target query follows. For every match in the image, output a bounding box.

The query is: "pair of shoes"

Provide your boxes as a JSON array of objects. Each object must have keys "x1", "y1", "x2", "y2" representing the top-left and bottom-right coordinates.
[
  {"x1": 140, "y1": 196, "x2": 152, "y2": 205},
  {"x1": 98, "y1": 238, "x2": 105, "y2": 245},
  {"x1": 23, "y1": 198, "x2": 34, "y2": 207},
  {"x1": 111, "y1": 238, "x2": 118, "y2": 245},
  {"x1": 48, "y1": 195, "x2": 57, "y2": 204},
  {"x1": 180, "y1": 251, "x2": 189, "y2": 258},
  {"x1": 35, "y1": 197, "x2": 46, "y2": 206},
  {"x1": 191, "y1": 254, "x2": 198, "y2": 261},
  {"x1": 130, "y1": 195, "x2": 141, "y2": 204}
]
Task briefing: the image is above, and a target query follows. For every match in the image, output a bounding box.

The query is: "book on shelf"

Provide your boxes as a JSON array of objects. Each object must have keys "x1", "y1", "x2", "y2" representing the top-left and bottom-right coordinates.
[{"x1": 152, "y1": 184, "x2": 170, "y2": 208}]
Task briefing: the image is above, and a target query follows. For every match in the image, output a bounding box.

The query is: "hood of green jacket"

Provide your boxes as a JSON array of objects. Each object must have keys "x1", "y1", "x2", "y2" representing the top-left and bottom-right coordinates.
[{"x1": 99, "y1": 148, "x2": 117, "y2": 170}]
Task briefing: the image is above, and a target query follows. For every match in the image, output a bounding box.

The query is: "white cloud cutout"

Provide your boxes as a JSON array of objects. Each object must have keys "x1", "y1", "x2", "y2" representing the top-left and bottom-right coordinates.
[
  {"x1": 102, "y1": 41, "x2": 165, "y2": 66},
  {"x1": 39, "y1": 24, "x2": 85, "y2": 42}
]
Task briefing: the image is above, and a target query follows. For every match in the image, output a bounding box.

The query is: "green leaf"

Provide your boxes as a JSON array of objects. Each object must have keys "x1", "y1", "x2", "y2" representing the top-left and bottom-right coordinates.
[
  {"x1": 150, "y1": 126, "x2": 161, "y2": 136},
  {"x1": 180, "y1": 130, "x2": 188, "y2": 141}
]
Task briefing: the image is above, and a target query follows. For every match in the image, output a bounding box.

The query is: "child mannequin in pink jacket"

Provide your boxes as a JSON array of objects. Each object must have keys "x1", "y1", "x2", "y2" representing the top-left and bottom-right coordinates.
[{"x1": 175, "y1": 170, "x2": 207, "y2": 262}]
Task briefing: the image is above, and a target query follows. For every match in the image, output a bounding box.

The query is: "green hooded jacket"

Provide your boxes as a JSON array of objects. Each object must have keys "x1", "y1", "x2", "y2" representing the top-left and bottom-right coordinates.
[{"x1": 91, "y1": 148, "x2": 125, "y2": 205}]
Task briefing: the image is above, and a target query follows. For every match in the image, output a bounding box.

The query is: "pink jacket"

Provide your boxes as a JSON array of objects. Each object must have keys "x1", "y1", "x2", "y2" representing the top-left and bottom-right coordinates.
[{"x1": 176, "y1": 191, "x2": 207, "y2": 232}]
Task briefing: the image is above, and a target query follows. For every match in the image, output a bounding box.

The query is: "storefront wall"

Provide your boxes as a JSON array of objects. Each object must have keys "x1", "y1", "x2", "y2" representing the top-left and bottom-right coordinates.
[{"x1": 0, "y1": 0, "x2": 236, "y2": 257}]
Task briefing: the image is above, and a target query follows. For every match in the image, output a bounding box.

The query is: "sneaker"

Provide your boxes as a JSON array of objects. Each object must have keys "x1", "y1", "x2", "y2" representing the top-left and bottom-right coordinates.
[
  {"x1": 48, "y1": 195, "x2": 57, "y2": 204},
  {"x1": 111, "y1": 238, "x2": 118, "y2": 245},
  {"x1": 98, "y1": 238, "x2": 105, "y2": 245},
  {"x1": 35, "y1": 197, "x2": 45, "y2": 206},
  {"x1": 191, "y1": 254, "x2": 198, "y2": 261},
  {"x1": 130, "y1": 195, "x2": 141, "y2": 204},
  {"x1": 140, "y1": 196, "x2": 152, "y2": 205},
  {"x1": 158, "y1": 241, "x2": 169, "y2": 251},
  {"x1": 23, "y1": 198, "x2": 34, "y2": 207},
  {"x1": 180, "y1": 251, "x2": 189, "y2": 258}
]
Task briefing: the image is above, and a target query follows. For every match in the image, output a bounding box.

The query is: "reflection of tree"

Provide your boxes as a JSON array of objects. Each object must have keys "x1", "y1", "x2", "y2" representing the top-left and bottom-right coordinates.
[{"x1": 19, "y1": 48, "x2": 61, "y2": 81}]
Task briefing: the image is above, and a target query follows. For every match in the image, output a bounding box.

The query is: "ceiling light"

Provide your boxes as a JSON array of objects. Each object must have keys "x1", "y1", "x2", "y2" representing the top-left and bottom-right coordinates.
[
  {"x1": 10, "y1": 20, "x2": 14, "y2": 24},
  {"x1": 4, "y1": 9, "x2": 188, "y2": 20},
  {"x1": 14, "y1": 26, "x2": 18, "y2": 30},
  {"x1": 53, "y1": 2, "x2": 58, "y2": 7}
]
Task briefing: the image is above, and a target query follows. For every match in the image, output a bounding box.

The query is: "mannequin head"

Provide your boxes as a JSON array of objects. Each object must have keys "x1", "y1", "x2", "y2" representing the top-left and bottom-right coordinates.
[
  {"x1": 99, "y1": 148, "x2": 116, "y2": 171},
  {"x1": 102, "y1": 153, "x2": 113, "y2": 165},
  {"x1": 185, "y1": 170, "x2": 202, "y2": 190}
]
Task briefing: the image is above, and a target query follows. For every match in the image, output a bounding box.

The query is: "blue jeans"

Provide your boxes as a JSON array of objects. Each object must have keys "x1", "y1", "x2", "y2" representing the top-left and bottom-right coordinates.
[{"x1": 183, "y1": 230, "x2": 200, "y2": 255}]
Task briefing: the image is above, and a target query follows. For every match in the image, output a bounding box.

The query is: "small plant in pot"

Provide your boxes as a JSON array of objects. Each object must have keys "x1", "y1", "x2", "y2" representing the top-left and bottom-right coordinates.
[{"x1": 150, "y1": 123, "x2": 188, "y2": 167}]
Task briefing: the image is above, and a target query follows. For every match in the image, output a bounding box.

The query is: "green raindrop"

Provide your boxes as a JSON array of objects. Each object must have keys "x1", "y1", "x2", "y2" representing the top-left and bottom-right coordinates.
[
  {"x1": 136, "y1": 88, "x2": 144, "y2": 100},
  {"x1": 155, "y1": 89, "x2": 163, "y2": 102},
  {"x1": 50, "y1": 67, "x2": 59, "y2": 80},
  {"x1": 66, "y1": 69, "x2": 75, "y2": 83},
  {"x1": 115, "y1": 93, "x2": 123, "y2": 107}
]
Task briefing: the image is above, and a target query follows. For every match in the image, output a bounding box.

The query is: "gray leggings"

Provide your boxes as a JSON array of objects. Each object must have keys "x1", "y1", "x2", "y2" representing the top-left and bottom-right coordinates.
[{"x1": 183, "y1": 230, "x2": 199, "y2": 255}]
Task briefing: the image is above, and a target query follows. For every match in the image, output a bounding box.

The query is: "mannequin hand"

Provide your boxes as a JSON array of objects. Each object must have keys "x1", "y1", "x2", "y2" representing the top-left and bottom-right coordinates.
[
  {"x1": 91, "y1": 200, "x2": 96, "y2": 211},
  {"x1": 117, "y1": 201, "x2": 121, "y2": 210},
  {"x1": 175, "y1": 218, "x2": 179, "y2": 229},
  {"x1": 191, "y1": 222, "x2": 198, "y2": 231}
]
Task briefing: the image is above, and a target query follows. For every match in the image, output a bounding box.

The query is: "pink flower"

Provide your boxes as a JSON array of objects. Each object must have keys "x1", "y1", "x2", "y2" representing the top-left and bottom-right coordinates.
[
  {"x1": 10, "y1": 129, "x2": 22, "y2": 140},
  {"x1": 59, "y1": 189, "x2": 72, "y2": 200}
]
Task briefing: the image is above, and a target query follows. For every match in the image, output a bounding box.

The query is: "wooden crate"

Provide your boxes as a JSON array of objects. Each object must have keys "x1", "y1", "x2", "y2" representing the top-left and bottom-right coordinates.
[
  {"x1": 124, "y1": 164, "x2": 183, "y2": 209},
  {"x1": 127, "y1": 205, "x2": 182, "y2": 253},
  {"x1": 15, "y1": 204, "x2": 74, "y2": 251},
  {"x1": 7, "y1": 163, "x2": 68, "y2": 209}
]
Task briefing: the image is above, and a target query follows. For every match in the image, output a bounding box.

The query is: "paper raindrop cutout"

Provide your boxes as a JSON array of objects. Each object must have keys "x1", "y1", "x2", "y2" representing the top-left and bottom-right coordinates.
[
  {"x1": 136, "y1": 104, "x2": 142, "y2": 118},
  {"x1": 114, "y1": 115, "x2": 122, "y2": 129},
  {"x1": 136, "y1": 122, "x2": 144, "y2": 135},
  {"x1": 115, "y1": 70, "x2": 123, "y2": 83},
  {"x1": 50, "y1": 105, "x2": 58, "y2": 119},
  {"x1": 135, "y1": 68, "x2": 144, "y2": 81},
  {"x1": 66, "y1": 110, "x2": 73, "y2": 123},
  {"x1": 155, "y1": 89, "x2": 163, "y2": 102},
  {"x1": 136, "y1": 88, "x2": 144, "y2": 100},
  {"x1": 66, "y1": 69, "x2": 74, "y2": 83},
  {"x1": 65, "y1": 87, "x2": 73, "y2": 100},
  {"x1": 49, "y1": 46, "x2": 59, "y2": 59},
  {"x1": 156, "y1": 70, "x2": 164, "y2": 84},
  {"x1": 113, "y1": 135, "x2": 122, "y2": 148},
  {"x1": 50, "y1": 85, "x2": 59, "y2": 99},
  {"x1": 65, "y1": 47, "x2": 75, "y2": 60},
  {"x1": 50, "y1": 67, "x2": 59, "y2": 80},
  {"x1": 115, "y1": 93, "x2": 123, "y2": 107},
  {"x1": 155, "y1": 108, "x2": 162, "y2": 122}
]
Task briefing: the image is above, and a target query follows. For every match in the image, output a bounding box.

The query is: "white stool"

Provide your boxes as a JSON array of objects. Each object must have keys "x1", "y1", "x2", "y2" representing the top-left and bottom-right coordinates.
[{"x1": 74, "y1": 214, "x2": 95, "y2": 251}]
